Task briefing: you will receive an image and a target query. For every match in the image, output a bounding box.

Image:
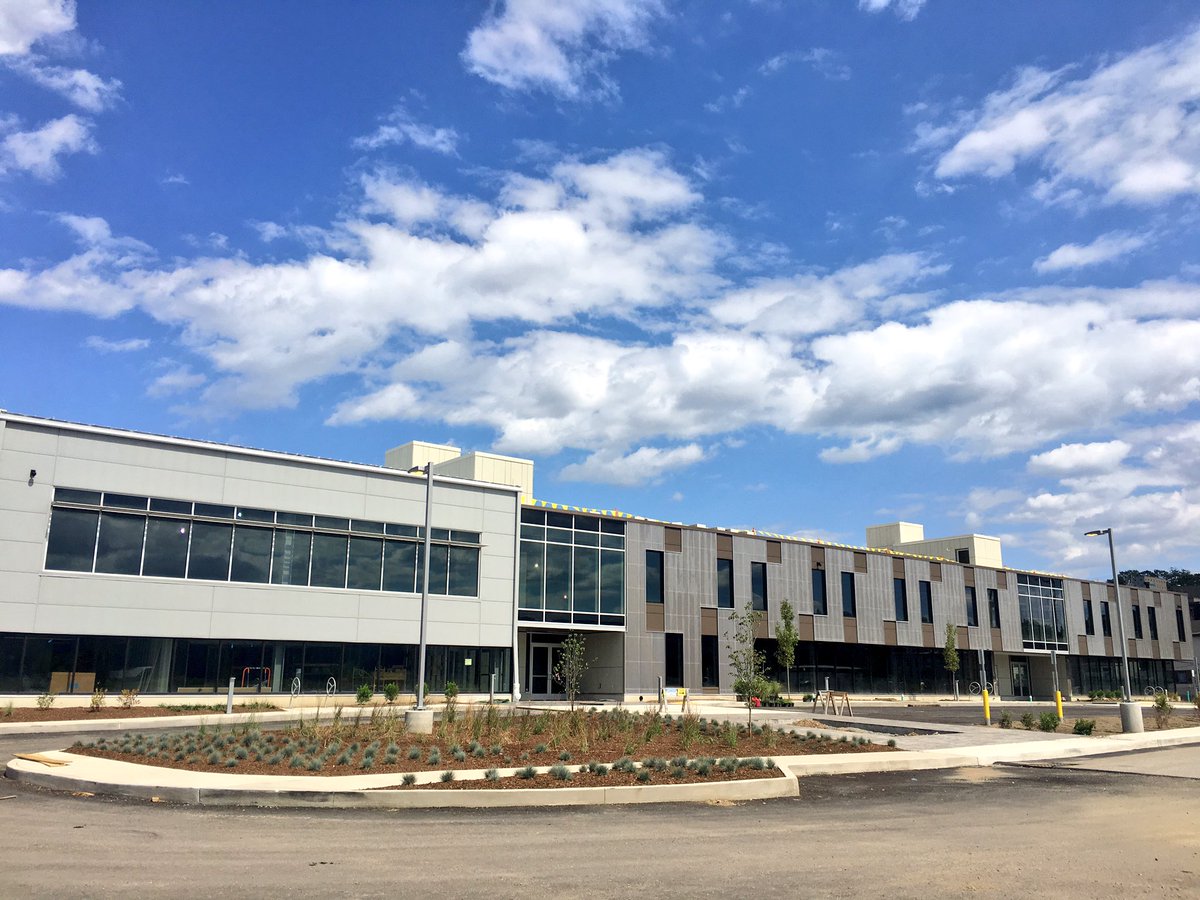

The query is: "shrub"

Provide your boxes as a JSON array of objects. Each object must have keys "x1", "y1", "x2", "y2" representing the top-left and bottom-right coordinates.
[
  {"x1": 407, "y1": 745, "x2": 421, "y2": 760},
  {"x1": 887, "y1": 739, "x2": 897, "y2": 748},
  {"x1": 517, "y1": 766, "x2": 536, "y2": 779},
  {"x1": 89, "y1": 689, "x2": 107, "y2": 711},
  {"x1": 1073, "y1": 719, "x2": 1096, "y2": 735},
  {"x1": 427, "y1": 748, "x2": 441, "y2": 766},
  {"x1": 558, "y1": 751, "x2": 571, "y2": 762},
  {"x1": 1038, "y1": 711, "x2": 1060, "y2": 732},
  {"x1": 998, "y1": 712, "x2": 1013, "y2": 729},
  {"x1": 485, "y1": 768, "x2": 499, "y2": 781},
  {"x1": 1154, "y1": 693, "x2": 1173, "y2": 729},
  {"x1": 635, "y1": 768, "x2": 651, "y2": 783},
  {"x1": 383, "y1": 682, "x2": 400, "y2": 705},
  {"x1": 356, "y1": 684, "x2": 373, "y2": 706},
  {"x1": 440, "y1": 770, "x2": 455, "y2": 783},
  {"x1": 453, "y1": 749, "x2": 467, "y2": 763},
  {"x1": 1020, "y1": 712, "x2": 1036, "y2": 730},
  {"x1": 119, "y1": 689, "x2": 140, "y2": 709},
  {"x1": 36, "y1": 692, "x2": 55, "y2": 710},
  {"x1": 402, "y1": 773, "x2": 416, "y2": 786},
  {"x1": 549, "y1": 764, "x2": 571, "y2": 781}
]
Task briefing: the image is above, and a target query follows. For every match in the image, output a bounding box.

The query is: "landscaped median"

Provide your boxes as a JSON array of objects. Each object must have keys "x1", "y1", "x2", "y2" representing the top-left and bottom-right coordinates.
[{"x1": 3, "y1": 706, "x2": 897, "y2": 808}]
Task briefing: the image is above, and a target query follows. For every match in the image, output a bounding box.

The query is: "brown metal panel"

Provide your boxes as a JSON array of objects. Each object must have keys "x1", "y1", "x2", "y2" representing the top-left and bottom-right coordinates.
[
  {"x1": 766, "y1": 540, "x2": 782, "y2": 564},
  {"x1": 1077, "y1": 635, "x2": 1089, "y2": 656},
  {"x1": 922, "y1": 624, "x2": 935, "y2": 647},
  {"x1": 930, "y1": 563, "x2": 942, "y2": 583},
  {"x1": 853, "y1": 551, "x2": 867, "y2": 574},
  {"x1": 716, "y1": 533, "x2": 733, "y2": 557},
  {"x1": 963, "y1": 567, "x2": 975, "y2": 587},
  {"x1": 811, "y1": 546, "x2": 826, "y2": 568},
  {"x1": 883, "y1": 621, "x2": 898, "y2": 646},
  {"x1": 991, "y1": 627, "x2": 1003, "y2": 650},
  {"x1": 646, "y1": 606, "x2": 664, "y2": 633},
  {"x1": 1128, "y1": 638, "x2": 1137, "y2": 658},
  {"x1": 700, "y1": 607, "x2": 717, "y2": 637},
  {"x1": 1107, "y1": 583, "x2": 1117, "y2": 601},
  {"x1": 844, "y1": 620, "x2": 858, "y2": 644},
  {"x1": 1081, "y1": 582, "x2": 1091, "y2": 601},
  {"x1": 1104, "y1": 637, "x2": 1114, "y2": 657},
  {"x1": 956, "y1": 625, "x2": 969, "y2": 650},
  {"x1": 754, "y1": 615, "x2": 769, "y2": 640},
  {"x1": 664, "y1": 526, "x2": 682, "y2": 553},
  {"x1": 1177, "y1": 644, "x2": 1184, "y2": 661},
  {"x1": 997, "y1": 571, "x2": 1008, "y2": 590},
  {"x1": 892, "y1": 557, "x2": 906, "y2": 578},
  {"x1": 798, "y1": 614, "x2": 815, "y2": 641}
]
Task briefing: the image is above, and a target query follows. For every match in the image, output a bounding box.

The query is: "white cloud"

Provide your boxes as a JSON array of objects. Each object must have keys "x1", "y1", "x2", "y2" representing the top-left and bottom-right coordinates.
[
  {"x1": 160, "y1": 172, "x2": 189, "y2": 186},
  {"x1": 0, "y1": 0, "x2": 74, "y2": 56},
  {"x1": 560, "y1": 443, "x2": 707, "y2": 485},
  {"x1": 462, "y1": 0, "x2": 666, "y2": 99},
  {"x1": 147, "y1": 364, "x2": 206, "y2": 398},
  {"x1": 760, "y1": 48, "x2": 851, "y2": 82},
  {"x1": 1027, "y1": 440, "x2": 1132, "y2": 475},
  {"x1": 858, "y1": 0, "x2": 925, "y2": 21},
  {"x1": 353, "y1": 105, "x2": 460, "y2": 156},
  {"x1": 0, "y1": 114, "x2": 95, "y2": 179},
  {"x1": 84, "y1": 335, "x2": 150, "y2": 353},
  {"x1": 928, "y1": 24, "x2": 1200, "y2": 205},
  {"x1": 6, "y1": 57, "x2": 122, "y2": 111},
  {"x1": 1033, "y1": 231, "x2": 1150, "y2": 273}
]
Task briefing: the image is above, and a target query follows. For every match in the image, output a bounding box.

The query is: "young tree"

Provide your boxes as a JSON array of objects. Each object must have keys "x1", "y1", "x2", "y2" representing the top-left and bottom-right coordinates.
[
  {"x1": 727, "y1": 598, "x2": 767, "y2": 724},
  {"x1": 775, "y1": 598, "x2": 798, "y2": 699},
  {"x1": 943, "y1": 623, "x2": 960, "y2": 699},
  {"x1": 552, "y1": 632, "x2": 589, "y2": 711}
]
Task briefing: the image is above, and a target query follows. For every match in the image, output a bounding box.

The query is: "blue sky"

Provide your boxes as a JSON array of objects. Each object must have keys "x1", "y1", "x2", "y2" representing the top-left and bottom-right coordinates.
[{"x1": 2, "y1": 1, "x2": 1199, "y2": 578}]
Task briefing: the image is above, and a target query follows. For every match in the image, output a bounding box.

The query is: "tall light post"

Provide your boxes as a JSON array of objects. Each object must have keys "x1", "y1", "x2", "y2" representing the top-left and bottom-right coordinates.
[
  {"x1": 404, "y1": 463, "x2": 435, "y2": 733},
  {"x1": 1084, "y1": 528, "x2": 1143, "y2": 733}
]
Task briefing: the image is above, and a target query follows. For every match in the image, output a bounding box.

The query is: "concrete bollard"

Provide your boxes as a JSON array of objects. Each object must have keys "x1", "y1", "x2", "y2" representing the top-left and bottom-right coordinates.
[{"x1": 405, "y1": 708, "x2": 434, "y2": 734}]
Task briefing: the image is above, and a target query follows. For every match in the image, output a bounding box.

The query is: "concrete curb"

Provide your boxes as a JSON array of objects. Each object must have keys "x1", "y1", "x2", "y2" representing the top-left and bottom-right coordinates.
[
  {"x1": 4, "y1": 752, "x2": 798, "y2": 808},
  {"x1": 0, "y1": 706, "x2": 394, "y2": 737}
]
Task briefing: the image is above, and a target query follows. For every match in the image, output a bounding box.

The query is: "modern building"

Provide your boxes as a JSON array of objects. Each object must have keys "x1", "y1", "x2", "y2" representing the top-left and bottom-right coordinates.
[{"x1": 1, "y1": 410, "x2": 1193, "y2": 702}]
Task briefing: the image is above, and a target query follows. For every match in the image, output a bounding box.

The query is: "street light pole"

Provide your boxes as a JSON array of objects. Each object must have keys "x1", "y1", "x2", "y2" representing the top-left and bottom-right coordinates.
[
  {"x1": 1084, "y1": 528, "x2": 1143, "y2": 733},
  {"x1": 416, "y1": 463, "x2": 433, "y2": 711}
]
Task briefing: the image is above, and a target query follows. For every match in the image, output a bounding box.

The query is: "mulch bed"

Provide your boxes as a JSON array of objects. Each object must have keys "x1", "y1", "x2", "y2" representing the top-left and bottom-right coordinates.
[
  {"x1": 385, "y1": 766, "x2": 784, "y2": 790},
  {"x1": 2, "y1": 704, "x2": 280, "y2": 724}
]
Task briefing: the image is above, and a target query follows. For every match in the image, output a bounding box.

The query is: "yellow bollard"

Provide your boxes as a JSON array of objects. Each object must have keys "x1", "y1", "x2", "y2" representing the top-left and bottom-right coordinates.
[
  {"x1": 982, "y1": 689, "x2": 991, "y2": 726},
  {"x1": 1055, "y1": 690, "x2": 1064, "y2": 722}
]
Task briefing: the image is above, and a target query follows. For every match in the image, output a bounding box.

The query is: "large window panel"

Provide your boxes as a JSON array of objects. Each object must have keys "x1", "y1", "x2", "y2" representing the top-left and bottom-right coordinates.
[
  {"x1": 143, "y1": 517, "x2": 190, "y2": 579},
  {"x1": 310, "y1": 533, "x2": 348, "y2": 589},
  {"x1": 841, "y1": 571, "x2": 857, "y2": 618},
  {"x1": 448, "y1": 546, "x2": 479, "y2": 597},
  {"x1": 346, "y1": 537, "x2": 384, "y2": 591},
  {"x1": 572, "y1": 547, "x2": 599, "y2": 613},
  {"x1": 188, "y1": 521, "x2": 232, "y2": 581},
  {"x1": 752, "y1": 561, "x2": 768, "y2": 612},
  {"x1": 45, "y1": 507, "x2": 99, "y2": 572},
  {"x1": 427, "y1": 544, "x2": 449, "y2": 595},
  {"x1": 919, "y1": 580, "x2": 933, "y2": 624},
  {"x1": 544, "y1": 543, "x2": 572, "y2": 611},
  {"x1": 95, "y1": 512, "x2": 145, "y2": 575},
  {"x1": 646, "y1": 550, "x2": 664, "y2": 604},
  {"x1": 383, "y1": 541, "x2": 416, "y2": 593},
  {"x1": 519, "y1": 541, "x2": 545, "y2": 608},
  {"x1": 271, "y1": 529, "x2": 311, "y2": 586},
  {"x1": 600, "y1": 549, "x2": 624, "y2": 614},
  {"x1": 812, "y1": 569, "x2": 827, "y2": 616},
  {"x1": 230, "y1": 525, "x2": 273, "y2": 584},
  {"x1": 716, "y1": 558, "x2": 734, "y2": 609}
]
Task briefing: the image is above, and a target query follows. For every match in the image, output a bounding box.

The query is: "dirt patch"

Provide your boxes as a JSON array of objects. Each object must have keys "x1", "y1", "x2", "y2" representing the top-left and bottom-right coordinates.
[
  {"x1": 991, "y1": 712, "x2": 1200, "y2": 735},
  {"x1": 2, "y1": 704, "x2": 280, "y2": 723},
  {"x1": 383, "y1": 765, "x2": 783, "y2": 790},
  {"x1": 70, "y1": 708, "x2": 897, "y2": 778}
]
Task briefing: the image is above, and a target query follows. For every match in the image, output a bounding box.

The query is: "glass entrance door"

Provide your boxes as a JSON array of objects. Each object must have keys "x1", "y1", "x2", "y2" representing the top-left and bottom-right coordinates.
[
  {"x1": 528, "y1": 643, "x2": 564, "y2": 697},
  {"x1": 1011, "y1": 660, "x2": 1031, "y2": 699}
]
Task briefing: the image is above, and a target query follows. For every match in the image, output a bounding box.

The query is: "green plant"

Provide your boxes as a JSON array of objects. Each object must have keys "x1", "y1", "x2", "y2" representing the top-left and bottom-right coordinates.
[
  {"x1": 886, "y1": 738, "x2": 897, "y2": 748},
  {"x1": 553, "y1": 631, "x2": 590, "y2": 711},
  {"x1": 3, "y1": 701, "x2": 12, "y2": 717},
  {"x1": 36, "y1": 691, "x2": 55, "y2": 710},
  {"x1": 402, "y1": 773, "x2": 416, "y2": 786},
  {"x1": 1154, "y1": 692, "x2": 1173, "y2": 728},
  {"x1": 1073, "y1": 719, "x2": 1096, "y2": 735},
  {"x1": 517, "y1": 766, "x2": 536, "y2": 779},
  {"x1": 727, "y1": 598, "x2": 767, "y2": 724},
  {"x1": 558, "y1": 750, "x2": 571, "y2": 761},
  {"x1": 943, "y1": 623, "x2": 960, "y2": 695},
  {"x1": 89, "y1": 688, "x2": 107, "y2": 711},
  {"x1": 549, "y1": 764, "x2": 571, "y2": 781},
  {"x1": 440, "y1": 770, "x2": 455, "y2": 782},
  {"x1": 355, "y1": 684, "x2": 373, "y2": 705},
  {"x1": 443, "y1": 681, "x2": 459, "y2": 723},
  {"x1": 998, "y1": 712, "x2": 1013, "y2": 729},
  {"x1": 383, "y1": 682, "x2": 400, "y2": 705},
  {"x1": 485, "y1": 768, "x2": 499, "y2": 781},
  {"x1": 1020, "y1": 712, "x2": 1036, "y2": 730},
  {"x1": 119, "y1": 688, "x2": 140, "y2": 709},
  {"x1": 775, "y1": 598, "x2": 798, "y2": 698},
  {"x1": 1038, "y1": 711, "x2": 1060, "y2": 732},
  {"x1": 635, "y1": 768, "x2": 651, "y2": 783}
]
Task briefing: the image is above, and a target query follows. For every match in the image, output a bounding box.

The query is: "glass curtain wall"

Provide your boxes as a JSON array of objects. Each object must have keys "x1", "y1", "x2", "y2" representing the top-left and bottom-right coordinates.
[{"x1": 517, "y1": 508, "x2": 625, "y2": 626}]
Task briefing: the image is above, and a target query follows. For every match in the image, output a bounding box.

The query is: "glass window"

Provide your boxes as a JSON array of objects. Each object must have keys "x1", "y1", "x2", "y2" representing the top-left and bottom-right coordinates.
[
  {"x1": 346, "y1": 537, "x2": 383, "y2": 591},
  {"x1": 919, "y1": 580, "x2": 933, "y2": 624},
  {"x1": 965, "y1": 586, "x2": 978, "y2": 627},
  {"x1": 520, "y1": 507, "x2": 545, "y2": 524},
  {"x1": 600, "y1": 518, "x2": 625, "y2": 535},
  {"x1": 448, "y1": 546, "x2": 479, "y2": 596},
  {"x1": 351, "y1": 519, "x2": 385, "y2": 534},
  {"x1": 1083, "y1": 599, "x2": 1095, "y2": 636},
  {"x1": 382, "y1": 541, "x2": 417, "y2": 593},
  {"x1": 600, "y1": 533, "x2": 625, "y2": 549},
  {"x1": 600, "y1": 549, "x2": 624, "y2": 615},
  {"x1": 1132, "y1": 605, "x2": 1143, "y2": 640},
  {"x1": 188, "y1": 521, "x2": 232, "y2": 580},
  {"x1": 314, "y1": 516, "x2": 349, "y2": 531},
  {"x1": 150, "y1": 498, "x2": 191, "y2": 515},
  {"x1": 230, "y1": 525, "x2": 272, "y2": 583},
  {"x1": 450, "y1": 530, "x2": 480, "y2": 544},
  {"x1": 665, "y1": 632, "x2": 683, "y2": 687},
  {"x1": 103, "y1": 493, "x2": 148, "y2": 510},
  {"x1": 546, "y1": 511, "x2": 573, "y2": 529},
  {"x1": 142, "y1": 517, "x2": 190, "y2": 578},
  {"x1": 841, "y1": 571, "x2": 856, "y2": 618},
  {"x1": 45, "y1": 507, "x2": 99, "y2": 571},
  {"x1": 646, "y1": 550, "x2": 664, "y2": 604},
  {"x1": 574, "y1": 516, "x2": 599, "y2": 532},
  {"x1": 544, "y1": 543, "x2": 572, "y2": 611},
  {"x1": 277, "y1": 511, "x2": 313, "y2": 527},
  {"x1": 384, "y1": 523, "x2": 417, "y2": 537},
  {"x1": 271, "y1": 529, "x2": 311, "y2": 586},
  {"x1": 573, "y1": 547, "x2": 598, "y2": 613},
  {"x1": 54, "y1": 487, "x2": 101, "y2": 505},
  {"x1": 427, "y1": 544, "x2": 449, "y2": 594},
  {"x1": 1101, "y1": 601, "x2": 1112, "y2": 637},
  {"x1": 893, "y1": 578, "x2": 908, "y2": 621},
  {"x1": 310, "y1": 533, "x2": 348, "y2": 588},
  {"x1": 988, "y1": 589, "x2": 1001, "y2": 629},
  {"x1": 235, "y1": 507, "x2": 274, "y2": 523},
  {"x1": 701, "y1": 634, "x2": 719, "y2": 687},
  {"x1": 194, "y1": 503, "x2": 234, "y2": 519},
  {"x1": 95, "y1": 512, "x2": 146, "y2": 575},
  {"x1": 752, "y1": 561, "x2": 768, "y2": 612},
  {"x1": 812, "y1": 568, "x2": 827, "y2": 616},
  {"x1": 519, "y1": 541, "x2": 544, "y2": 608},
  {"x1": 716, "y1": 558, "x2": 734, "y2": 609},
  {"x1": 1177, "y1": 607, "x2": 1187, "y2": 642},
  {"x1": 1147, "y1": 606, "x2": 1158, "y2": 641}
]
